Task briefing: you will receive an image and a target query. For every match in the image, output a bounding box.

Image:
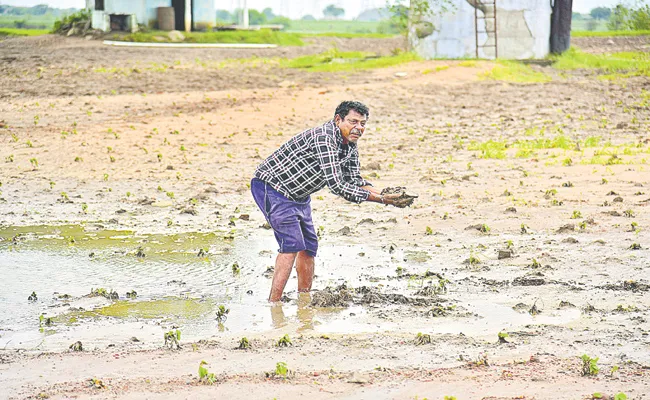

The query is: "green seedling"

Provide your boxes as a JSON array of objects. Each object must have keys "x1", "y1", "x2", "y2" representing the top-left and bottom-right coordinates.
[
  {"x1": 90, "y1": 288, "x2": 119, "y2": 299},
  {"x1": 157, "y1": 153, "x2": 163, "y2": 162},
  {"x1": 29, "y1": 158, "x2": 38, "y2": 169},
  {"x1": 581, "y1": 354, "x2": 599, "y2": 376},
  {"x1": 166, "y1": 191, "x2": 175, "y2": 199},
  {"x1": 74, "y1": 156, "x2": 83, "y2": 162},
  {"x1": 197, "y1": 248, "x2": 208, "y2": 257},
  {"x1": 69, "y1": 341, "x2": 83, "y2": 351},
  {"x1": 623, "y1": 209, "x2": 635, "y2": 218},
  {"x1": 231, "y1": 262, "x2": 241, "y2": 274},
  {"x1": 614, "y1": 393, "x2": 627, "y2": 400},
  {"x1": 238, "y1": 337, "x2": 250, "y2": 349},
  {"x1": 444, "y1": 397, "x2": 458, "y2": 400},
  {"x1": 629, "y1": 243, "x2": 642, "y2": 250},
  {"x1": 571, "y1": 210, "x2": 583, "y2": 219},
  {"x1": 126, "y1": 290, "x2": 137, "y2": 299},
  {"x1": 26, "y1": 140, "x2": 33, "y2": 148},
  {"x1": 110, "y1": 156, "x2": 116, "y2": 163},
  {"x1": 414, "y1": 332, "x2": 432, "y2": 345},
  {"x1": 60, "y1": 192, "x2": 69, "y2": 201},
  {"x1": 164, "y1": 329, "x2": 181, "y2": 350},
  {"x1": 530, "y1": 258, "x2": 542, "y2": 268},
  {"x1": 135, "y1": 247, "x2": 146, "y2": 258},
  {"x1": 11, "y1": 133, "x2": 18, "y2": 142},
  {"x1": 81, "y1": 203, "x2": 88, "y2": 214},
  {"x1": 601, "y1": 178, "x2": 608, "y2": 184},
  {"x1": 498, "y1": 331, "x2": 509, "y2": 343},
  {"x1": 39, "y1": 314, "x2": 52, "y2": 327},
  {"x1": 198, "y1": 361, "x2": 218, "y2": 384},
  {"x1": 215, "y1": 305, "x2": 230, "y2": 323},
  {"x1": 6, "y1": 154, "x2": 14, "y2": 163},
  {"x1": 579, "y1": 221, "x2": 587, "y2": 230},
  {"x1": 28, "y1": 291, "x2": 37, "y2": 301},
  {"x1": 103, "y1": 173, "x2": 109, "y2": 182},
  {"x1": 425, "y1": 226, "x2": 433, "y2": 235},
  {"x1": 277, "y1": 334, "x2": 292, "y2": 347},
  {"x1": 521, "y1": 224, "x2": 529, "y2": 234}
]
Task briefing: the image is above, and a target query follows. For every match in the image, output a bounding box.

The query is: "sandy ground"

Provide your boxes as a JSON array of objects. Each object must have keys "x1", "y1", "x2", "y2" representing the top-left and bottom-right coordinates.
[{"x1": 1, "y1": 35, "x2": 650, "y2": 399}]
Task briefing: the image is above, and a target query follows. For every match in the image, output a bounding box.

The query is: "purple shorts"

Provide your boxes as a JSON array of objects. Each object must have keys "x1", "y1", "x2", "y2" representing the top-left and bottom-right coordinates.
[{"x1": 251, "y1": 178, "x2": 318, "y2": 257}]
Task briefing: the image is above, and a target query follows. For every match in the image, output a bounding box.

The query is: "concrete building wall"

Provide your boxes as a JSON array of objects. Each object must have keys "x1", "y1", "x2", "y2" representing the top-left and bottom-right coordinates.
[
  {"x1": 87, "y1": 0, "x2": 214, "y2": 32},
  {"x1": 410, "y1": 0, "x2": 552, "y2": 59},
  {"x1": 193, "y1": 0, "x2": 215, "y2": 31}
]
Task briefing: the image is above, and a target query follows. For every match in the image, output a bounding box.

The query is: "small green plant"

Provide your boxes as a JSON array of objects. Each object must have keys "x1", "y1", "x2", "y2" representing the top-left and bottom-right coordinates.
[
  {"x1": 232, "y1": 262, "x2": 241, "y2": 274},
  {"x1": 498, "y1": 331, "x2": 509, "y2": 343},
  {"x1": 29, "y1": 158, "x2": 38, "y2": 169},
  {"x1": 425, "y1": 226, "x2": 433, "y2": 235},
  {"x1": 198, "y1": 360, "x2": 218, "y2": 384},
  {"x1": 444, "y1": 396, "x2": 458, "y2": 400},
  {"x1": 629, "y1": 243, "x2": 642, "y2": 250},
  {"x1": 164, "y1": 329, "x2": 181, "y2": 350},
  {"x1": 581, "y1": 354, "x2": 599, "y2": 376},
  {"x1": 277, "y1": 334, "x2": 292, "y2": 347},
  {"x1": 69, "y1": 341, "x2": 83, "y2": 352},
  {"x1": 81, "y1": 203, "x2": 88, "y2": 214},
  {"x1": 530, "y1": 258, "x2": 542, "y2": 268},
  {"x1": 623, "y1": 209, "x2": 635, "y2": 218},
  {"x1": 126, "y1": 290, "x2": 137, "y2": 299},
  {"x1": 215, "y1": 305, "x2": 230, "y2": 323},
  {"x1": 238, "y1": 337, "x2": 250, "y2": 349},
  {"x1": 273, "y1": 361, "x2": 288, "y2": 377},
  {"x1": 414, "y1": 332, "x2": 432, "y2": 345},
  {"x1": 571, "y1": 210, "x2": 583, "y2": 219},
  {"x1": 521, "y1": 224, "x2": 529, "y2": 234},
  {"x1": 480, "y1": 224, "x2": 490, "y2": 233},
  {"x1": 614, "y1": 393, "x2": 627, "y2": 400}
]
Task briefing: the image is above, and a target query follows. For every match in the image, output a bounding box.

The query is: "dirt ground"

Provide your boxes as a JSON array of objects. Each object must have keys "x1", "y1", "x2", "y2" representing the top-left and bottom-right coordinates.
[{"x1": 1, "y1": 34, "x2": 650, "y2": 399}]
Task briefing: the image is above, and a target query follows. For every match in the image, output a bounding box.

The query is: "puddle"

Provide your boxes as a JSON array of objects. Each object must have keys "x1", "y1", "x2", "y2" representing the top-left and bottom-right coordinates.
[{"x1": 0, "y1": 225, "x2": 607, "y2": 351}]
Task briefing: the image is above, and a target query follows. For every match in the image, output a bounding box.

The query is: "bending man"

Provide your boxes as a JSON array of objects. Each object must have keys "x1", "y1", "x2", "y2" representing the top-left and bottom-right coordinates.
[{"x1": 251, "y1": 101, "x2": 412, "y2": 302}]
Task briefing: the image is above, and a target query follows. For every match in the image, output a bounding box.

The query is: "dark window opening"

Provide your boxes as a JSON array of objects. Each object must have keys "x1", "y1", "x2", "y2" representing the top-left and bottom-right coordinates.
[
  {"x1": 95, "y1": 0, "x2": 104, "y2": 11},
  {"x1": 110, "y1": 14, "x2": 128, "y2": 31}
]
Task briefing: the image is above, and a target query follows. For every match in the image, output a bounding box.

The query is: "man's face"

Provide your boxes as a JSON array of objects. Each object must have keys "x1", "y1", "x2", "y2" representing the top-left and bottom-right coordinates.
[{"x1": 335, "y1": 109, "x2": 367, "y2": 143}]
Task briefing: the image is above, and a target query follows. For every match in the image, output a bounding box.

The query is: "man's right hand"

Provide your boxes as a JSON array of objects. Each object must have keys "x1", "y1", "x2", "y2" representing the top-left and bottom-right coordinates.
[{"x1": 383, "y1": 193, "x2": 416, "y2": 208}]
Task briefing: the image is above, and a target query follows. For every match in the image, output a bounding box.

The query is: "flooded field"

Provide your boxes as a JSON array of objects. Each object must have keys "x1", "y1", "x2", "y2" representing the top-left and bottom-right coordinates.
[{"x1": 1, "y1": 34, "x2": 650, "y2": 399}]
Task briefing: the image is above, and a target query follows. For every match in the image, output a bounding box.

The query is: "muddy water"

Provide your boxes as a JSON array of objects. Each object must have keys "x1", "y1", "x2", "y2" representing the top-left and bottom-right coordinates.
[{"x1": 1, "y1": 224, "x2": 649, "y2": 367}]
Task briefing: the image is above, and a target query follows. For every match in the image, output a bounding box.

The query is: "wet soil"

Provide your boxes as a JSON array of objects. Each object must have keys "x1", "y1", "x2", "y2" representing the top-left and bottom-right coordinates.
[{"x1": 0, "y1": 34, "x2": 649, "y2": 399}]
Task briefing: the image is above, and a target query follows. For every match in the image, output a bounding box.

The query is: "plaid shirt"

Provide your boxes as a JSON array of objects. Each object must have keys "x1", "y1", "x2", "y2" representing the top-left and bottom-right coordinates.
[{"x1": 254, "y1": 120, "x2": 371, "y2": 203}]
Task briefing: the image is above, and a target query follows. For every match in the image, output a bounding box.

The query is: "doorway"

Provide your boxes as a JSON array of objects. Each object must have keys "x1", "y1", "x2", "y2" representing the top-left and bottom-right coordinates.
[{"x1": 172, "y1": 0, "x2": 193, "y2": 31}]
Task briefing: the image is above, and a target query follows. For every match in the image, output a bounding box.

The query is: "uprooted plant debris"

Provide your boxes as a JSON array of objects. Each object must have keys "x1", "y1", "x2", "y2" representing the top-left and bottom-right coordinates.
[{"x1": 310, "y1": 284, "x2": 442, "y2": 308}]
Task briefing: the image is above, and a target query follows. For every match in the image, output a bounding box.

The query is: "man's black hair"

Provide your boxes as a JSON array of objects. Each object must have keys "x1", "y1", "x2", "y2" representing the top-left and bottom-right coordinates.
[{"x1": 335, "y1": 101, "x2": 369, "y2": 120}]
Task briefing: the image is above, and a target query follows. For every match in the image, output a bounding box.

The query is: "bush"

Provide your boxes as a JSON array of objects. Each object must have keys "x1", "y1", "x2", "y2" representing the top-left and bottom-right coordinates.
[
  {"x1": 269, "y1": 16, "x2": 291, "y2": 29},
  {"x1": 52, "y1": 8, "x2": 91, "y2": 33},
  {"x1": 608, "y1": 2, "x2": 650, "y2": 31}
]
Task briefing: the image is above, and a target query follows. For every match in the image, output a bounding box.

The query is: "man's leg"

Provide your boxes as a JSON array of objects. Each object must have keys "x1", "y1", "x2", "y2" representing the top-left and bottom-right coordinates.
[
  {"x1": 269, "y1": 252, "x2": 297, "y2": 302},
  {"x1": 296, "y1": 250, "x2": 314, "y2": 292}
]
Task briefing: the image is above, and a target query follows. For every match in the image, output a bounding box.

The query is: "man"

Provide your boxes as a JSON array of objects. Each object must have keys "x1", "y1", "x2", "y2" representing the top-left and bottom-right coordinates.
[{"x1": 251, "y1": 101, "x2": 412, "y2": 302}]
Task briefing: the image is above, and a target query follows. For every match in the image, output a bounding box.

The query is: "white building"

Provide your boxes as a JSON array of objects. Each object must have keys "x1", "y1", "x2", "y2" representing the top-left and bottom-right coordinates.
[{"x1": 411, "y1": 0, "x2": 552, "y2": 59}]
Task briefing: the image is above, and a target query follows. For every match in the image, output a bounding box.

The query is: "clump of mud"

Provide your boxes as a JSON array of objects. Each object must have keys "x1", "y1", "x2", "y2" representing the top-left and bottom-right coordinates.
[
  {"x1": 310, "y1": 284, "x2": 441, "y2": 308},
  {"x1": 310, "y1": 284, "x2": 354, "y2": 307},
  {"x1": 380, "y1": 187, "x2": 418, "y2": 208}
]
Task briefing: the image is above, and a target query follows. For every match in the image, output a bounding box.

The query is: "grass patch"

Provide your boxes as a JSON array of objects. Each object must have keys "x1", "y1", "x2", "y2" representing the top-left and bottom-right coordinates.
[
  {"x1": 515, "y1": 135, "x2": 575, "y2": 150},
  {"x1": 572, "y1": 30, "x2": 650, "y2": 37},
  {"x1": 468, "y1": 140, "x2": 507, "y2": 159},
  {"x1": 552, "y1": 48, "x2": 650, "y2": 78},
  {"x1": 0, "y1": 28, "x2": 49, "y2": 37},
  {"x1": 298, "y1": 32, "x2": 394, "y2": 39},
  {"x1": 117, "y1": 29, "x2": 304, "y2": 46},
  {"x1": 287, "y1": 20, "x2": 387, "y2": 34},
  {"x1": 283, "y1": 49, "x2": 419, "y2": 72},
  {"x1": 481, "y1": 60, "x2": 552, "y2": 83}
]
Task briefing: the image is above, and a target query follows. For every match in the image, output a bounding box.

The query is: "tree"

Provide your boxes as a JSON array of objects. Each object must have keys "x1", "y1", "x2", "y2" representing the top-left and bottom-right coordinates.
[
  {"x1": 301, "y1": 14, "x2": 316, "y2": 21},
  {"x1": 572, "y1": 12, "x2": 583, "y2": 20},
  {"x1": 590, "y1": 7, "x2": 611, "y2": 20},
  {"x1": 262, "y1": 8, "x2": 276, "y2": 20},
  {"x1": 216, "y1": 9, "x2": 233, "y2": 23},
  {"x1": 607, "y1": 2, "x2": 650, "y2": 30},
  {"x1": 323, "y1": 4, "x2": 345, "y2": 19},
  {"x1": 269, "y1": 16, "x2": 291, "y2": 28},
  {"x1": 248, "y1": 9, "x2": 267, "y2": 25}
]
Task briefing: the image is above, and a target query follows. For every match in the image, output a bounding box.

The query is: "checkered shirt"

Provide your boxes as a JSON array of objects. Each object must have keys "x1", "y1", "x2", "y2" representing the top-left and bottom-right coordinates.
[{"x1": 254, "y1": 120, "x2": 371, "y2": 203}]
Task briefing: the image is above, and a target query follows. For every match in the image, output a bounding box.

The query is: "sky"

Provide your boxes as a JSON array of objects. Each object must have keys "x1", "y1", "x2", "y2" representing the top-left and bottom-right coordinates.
[{"x1": 0, "y1": 0, "x2": 635, "y2": 19}]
